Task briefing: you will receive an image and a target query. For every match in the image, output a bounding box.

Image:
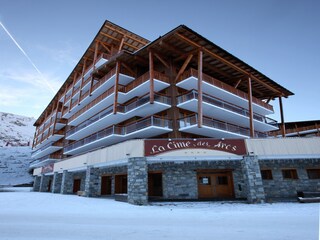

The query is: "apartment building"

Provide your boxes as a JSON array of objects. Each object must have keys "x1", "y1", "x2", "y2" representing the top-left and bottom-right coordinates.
[{"x1": 31, "y1": 21, "x2": 320, "y2": 204}]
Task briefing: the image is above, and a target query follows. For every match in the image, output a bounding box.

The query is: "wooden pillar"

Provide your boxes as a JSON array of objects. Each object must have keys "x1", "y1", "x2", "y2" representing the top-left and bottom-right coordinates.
[
  {"x1": 149, "y1": 51, "x2": 154, "y2": 104},
  {"x1": 113, "y1": 61, "x2": 121, "y2": 114},
  {"x1": 197, "y1": 50, "x2": 203, "y2": 128},
  {"x1": 93, "y1": 41, "x2": 99, "y2": 70},
  {"x1": 247, "y1": 76, "x2": 254, "y2": 138},
  {"x1": 78, "y1": 58, "x2": 87, "y2": 104},
  {"x1": 278, "y1": 96, "x2": 286, "y2": 137},
  {"x1": 68, "y1": 73, "x2": 78, "y2": 112}
]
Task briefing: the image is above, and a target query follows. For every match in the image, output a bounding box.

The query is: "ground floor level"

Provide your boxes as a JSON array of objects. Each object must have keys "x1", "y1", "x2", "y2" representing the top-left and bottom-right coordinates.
[{"x1": 33, "y1": 156, "x2": 320, "y2": 205}]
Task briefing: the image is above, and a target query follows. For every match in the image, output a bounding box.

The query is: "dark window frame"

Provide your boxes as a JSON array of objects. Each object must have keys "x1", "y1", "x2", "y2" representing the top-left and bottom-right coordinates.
[
  {"x1": 261, "y1": 169, "x2": 273, "y2": 180},
  {"x1": 282, "y1": 169, "x2": 298, "y2": 180},
  {"x1": 306, "y1": 169, "x2": 320, "y2": 179}
]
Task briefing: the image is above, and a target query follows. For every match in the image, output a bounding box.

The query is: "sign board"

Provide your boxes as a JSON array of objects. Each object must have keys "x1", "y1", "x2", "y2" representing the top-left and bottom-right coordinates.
[
  {"x1": 145, "y1": 139, "x2": 247, "y2": 156},
  {"x1": 41, "y1": 163, "x2": 54, "y2": 174}
]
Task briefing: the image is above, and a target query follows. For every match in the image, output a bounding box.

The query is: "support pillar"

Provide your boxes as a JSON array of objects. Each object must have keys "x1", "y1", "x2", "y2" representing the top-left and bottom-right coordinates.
[
  {"x1": 241, "y1": 155, "x2": 266, "y2": 203},
  {"x1": 61, "y1": 170, "x2": 72, "y2": 194},
  {"x1": 39, "y1": 174, "x2": 50, "y2": 192},
  {"x1": 247, "y1": 76, "x2": 254, "y2": 138},
  {"x1": 52, "y1": 172, "x2": 62, "y2": 193},
  {"x1": 197, "y1": 50, "x2": 203, "y2": 128},
  {"x1": 33, "y1": 175, "x2": 41, "y2": 192},
  {"x1": 127, "y1": 157, "x2": 148, "y2": 205},
  {"x1": 279, "y1": 96, "x2": 286, "y2": 137},
  {"x1": 84, "y1": 166, "x2": 100, "y2": 197}
]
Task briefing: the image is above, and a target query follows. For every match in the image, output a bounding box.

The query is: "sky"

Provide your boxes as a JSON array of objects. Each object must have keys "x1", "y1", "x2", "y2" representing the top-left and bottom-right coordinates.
[{"x1": 0, "y1": 0, "x2": 319, "y2": 123}]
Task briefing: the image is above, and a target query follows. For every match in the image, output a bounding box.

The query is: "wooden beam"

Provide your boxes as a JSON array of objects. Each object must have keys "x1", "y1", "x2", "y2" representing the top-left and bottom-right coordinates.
[
  {"x1": 154, "y1": 52, "x2": 170, "y2": 69},
  {"x1": 278, "y1": 97, "x2": 286, "y2": 137},
  {"x1": 118, "y1": 37, "x2": 125, "y2": 53},
  {"x1": 77, "y1": 58, "x2": 87, "y2": 105},
  {"x1": 198, "y1": 50, "x2": 203, "y2": 128},
  {"x1": 113, "y1": 62, "x2": 121, "y2": 114},
  {"x1": 159, "y1": 40, "x2": 185, "y2": 55},
  {"x1": 103, "y1": 24, "x2": 148, "y2": 45},
  {"x1": 248, "y1": 76, "x2": 254, "y2": 138},
  {"x1": 175, "y1": 33, "x2": 284, "y2": 96},
  {"x1": 68, "y1": 73, "x2": 78, "y2": 112},
  {"x1": 234, "y1": 79, "x2": 242, "y2": 89},
  {"x1": 149, "y1": 51, "x2": 154, "y2": 104},
  {"x1": 134, "y1": 55, "x2": 148, "y2": 65},
  {"x1": 175, "y1": 54, "x2": 193, "y2": 82},
  {"x1": 93, "y1": 41, "x2": 99, "y2": 68},
  {"x1": 121, "y1": 62, "x2": 136, "y2": 77},
  {"x1": 266, "y1": 97, "x2": 272, "y2": 104},
  {"x1": 97, "y1": 41, "x2": 111, "y2": 52}
]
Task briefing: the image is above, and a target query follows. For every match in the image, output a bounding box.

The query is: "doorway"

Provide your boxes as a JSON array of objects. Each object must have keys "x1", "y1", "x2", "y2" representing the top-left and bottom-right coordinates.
[
  {"x1": 148, "y1": 172, "x2": 163, "y2": 197},
  {"x1": 197, "y1": 171, "x2": 234, "y2": 199},
  {"x1": 47, "y1": 179, "x2": 52, "y2": 192},
  {"x1": 101, "y1": 175, "x2": 112, "y2": 195},
  {"x1": 114, "y1": 174, "x2": 127, "y2": 194},
  {"x1": 73, "y1": 179, "x2": 81, "y2": 193}
]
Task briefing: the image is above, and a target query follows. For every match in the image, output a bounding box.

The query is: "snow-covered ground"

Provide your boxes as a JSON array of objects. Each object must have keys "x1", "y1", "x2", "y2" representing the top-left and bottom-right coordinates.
[{"x1": 0, "y1": 188, "x2": 319, "y2": 240}]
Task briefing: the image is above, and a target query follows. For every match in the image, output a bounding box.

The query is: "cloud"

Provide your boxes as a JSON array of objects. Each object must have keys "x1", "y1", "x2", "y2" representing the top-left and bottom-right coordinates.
[
  {"x1": 0, "y1": 69, "x2": 63, "y2": 93},
  {"x1": 37, "y1": 42, "x2": 79, "y2": 67}
]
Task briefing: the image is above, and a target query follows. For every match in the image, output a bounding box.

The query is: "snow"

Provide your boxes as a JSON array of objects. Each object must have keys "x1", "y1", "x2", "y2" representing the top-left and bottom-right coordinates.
[
  {"x1": 0, "y1": 188, "x2": 319, "y2": 240},
  {"x1": 0, "y1": 147, "x2": 33, "y2": 186},
  {"x1": 0, "y1": 111, "x2": 35, "y2": 147}
]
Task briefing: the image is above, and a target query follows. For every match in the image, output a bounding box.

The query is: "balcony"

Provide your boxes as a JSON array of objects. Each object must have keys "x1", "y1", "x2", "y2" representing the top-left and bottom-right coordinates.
[
  {"x1": 66, "y1": 93, "x2": 171, "y2": 140},
  {"x1": 64, "y1": 116, "x2": 172, "y2": 155},
  {"x1": 68, "y1": 71, "x2": 170, "y2": 126},
  {"x1": 179, "y1": 114, "x2": 267, "y2": 139},
  {"x1": 29, "y1": 154, "x2": 61, "y2": 168},
  {"x1": 177, "y1": 90, "x2": 278, "y2": 132},
  {"x1": 31, "y1": 141, "x2": 63, "y2": 159},
  {"x1": 176, "y1": 68, "x2": 273, "y2": 116},
  {"x1": 33, "y1": 129, "x2": 64, "y2": 150}
]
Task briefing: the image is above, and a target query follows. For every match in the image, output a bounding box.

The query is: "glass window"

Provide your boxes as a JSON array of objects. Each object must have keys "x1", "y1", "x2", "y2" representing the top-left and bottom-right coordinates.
[
  {"x1": 261, "y1": 170, "x2": 273, "y2": 180},
  {"x1": 282, "y1": 169, "x2": 298, "y2": 180},
  {"x1": 307, "y1": 169, "x2": 320, "y2": 179},
  {"x1": 217, "y1": 176, "x2": 228, "y2": 185},
  {"x1": 199, "y1": 177, "x2": 211, "y2": 185}
]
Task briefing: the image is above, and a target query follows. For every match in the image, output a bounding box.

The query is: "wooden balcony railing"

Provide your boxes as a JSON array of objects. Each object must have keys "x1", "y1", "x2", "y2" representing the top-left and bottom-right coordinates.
[{"x1": 178, "y1": 68, "x2": 273, "y2": 111}]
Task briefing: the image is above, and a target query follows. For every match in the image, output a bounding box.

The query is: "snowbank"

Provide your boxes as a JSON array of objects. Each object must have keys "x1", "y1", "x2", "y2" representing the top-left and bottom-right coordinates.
[{"x1": 0, "y1": 189, "x2": 318, "y2": 240}]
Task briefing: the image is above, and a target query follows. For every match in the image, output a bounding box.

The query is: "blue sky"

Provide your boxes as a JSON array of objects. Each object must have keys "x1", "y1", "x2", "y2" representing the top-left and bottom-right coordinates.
[{"x1": 0, "y1": 0, "x2": 319, "y2": 123}]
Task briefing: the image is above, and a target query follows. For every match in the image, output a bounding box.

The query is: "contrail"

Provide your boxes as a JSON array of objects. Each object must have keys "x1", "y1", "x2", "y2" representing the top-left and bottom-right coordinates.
[{"x1": 0, "y1": 21, "x2": 55, "y2": 94}]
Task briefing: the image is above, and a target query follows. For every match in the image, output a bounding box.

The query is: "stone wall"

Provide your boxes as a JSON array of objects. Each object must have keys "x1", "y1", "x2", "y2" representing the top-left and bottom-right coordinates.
[
  {"x1": 52, "y1": 172, "x2": 62, "y2": 193},
  {"x1": 241, "y1": 156, "x2": 265, "y2": 203},
  {"x1": 39, "y1": 174, "x2": 53, "y2": 192},
  {"x1": 148, "y1": 159, "x2": 246, "y2": 200},
  {"x1": 33, "y1": 176, "x2": 41, "y2": 191},
  {"x1": 127, "y1": 157, "x2": 148, "y2": 205},
  {"x1": 259, "y1": 158, "x2": 320, "y2": 199}
]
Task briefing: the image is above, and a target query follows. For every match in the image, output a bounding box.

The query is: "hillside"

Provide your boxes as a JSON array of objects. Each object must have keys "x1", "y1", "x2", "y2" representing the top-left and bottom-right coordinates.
[
  {"x1": 0, "y1": 112, "x2": 35, "y2": 147},
  {"x1": 0, "y1": 112, "x2": 35, "y2": 186}
]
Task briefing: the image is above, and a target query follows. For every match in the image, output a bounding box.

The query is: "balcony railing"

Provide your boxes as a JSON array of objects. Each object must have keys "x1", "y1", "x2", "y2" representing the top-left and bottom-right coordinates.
[
  {"x1": 179, "y1": 114, "x2": 267, "y2": 138},
  {"x1": 177, "y1": 90, "x2": 277, "y2": 125},
  {"x1": 68, "y1": 71, "x2": 169, "y2": 123},
  {"x1": 66, "y1": 93, "x2": 171, "y2": 138},
  {"x1": 178, "y1": 68, "x2": 273, "y2": 111},
  {"x1": 68, "y1": 85, "x2": 115, "y2": 122},
  {"x1": 64, "y1": 116, "x2": 172, "y2": 153},
  {"x1": 32, "y1": 141, "x2": 63, "y2": 157}
]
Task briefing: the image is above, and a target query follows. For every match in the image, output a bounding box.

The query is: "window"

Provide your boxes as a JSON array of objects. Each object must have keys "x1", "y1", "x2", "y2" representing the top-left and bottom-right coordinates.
[
  {"x1": 261, "y1": 170, "x2": 273, "y2": 180},
  {"x1": 217, "y1": 176, "x2": 228, "y2": 185},
  {"x1": 282, "y1": 169, "x2": 298, "y2": 180},
  {"x1": 199, "y1": 177, "x2": 211, "y2": 185},
  {"x1": 307, "y1": 169, "x2": 320, "y2": 179}
]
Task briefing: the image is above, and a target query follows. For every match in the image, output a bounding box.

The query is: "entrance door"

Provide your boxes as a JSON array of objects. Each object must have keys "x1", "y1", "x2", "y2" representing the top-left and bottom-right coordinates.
[
  {"x1": 198, "y1": 171, "x2": 234, "y2": 199},
  {"x1": 148, "y1": 173, "x2": 163, "y2": 197},
  {"x1": 47, "y1": 179, "x2": 52, "y2": 192},
  {"x1": 73, "y1": 179, "x2": 81, "y2": 193},
  {"x1": 115, "y1": 174, "x2": 127, "y2": 194},
  {"x1": 101, "y1": 176, "x2": 112, "y2": 195}
]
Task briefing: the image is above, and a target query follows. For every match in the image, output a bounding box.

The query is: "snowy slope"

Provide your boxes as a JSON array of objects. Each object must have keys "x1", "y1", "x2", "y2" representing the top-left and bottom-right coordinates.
[
  {"x1": 0, "y1": 112, "x2": 35, "y2": 186},
  {"x1": 0, "y1": 147, "x2": 33, "y2": 186},
  {"x1": 0, "y1": 111, "x2": 35, "y2": 147}
]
